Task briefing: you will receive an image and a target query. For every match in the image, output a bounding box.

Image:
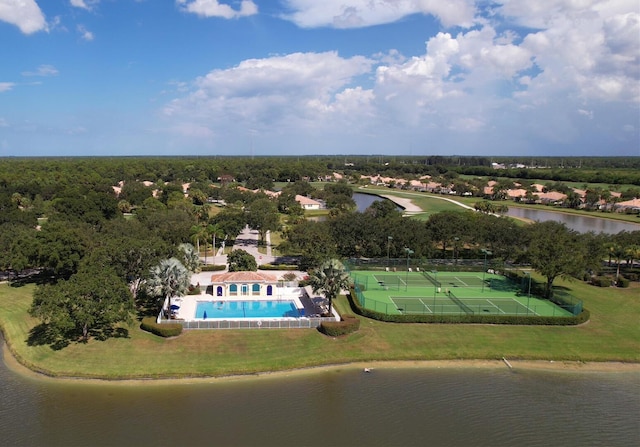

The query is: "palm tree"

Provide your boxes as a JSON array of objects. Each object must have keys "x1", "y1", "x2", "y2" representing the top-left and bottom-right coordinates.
[
  {"x1": 146, "y1": 258, "x2": 190, "y2": 319},
  {"x1": 190, "y1": 224, "x2": 209, "y2": 262},
  {"x1": 206, "y1": 223, "x2": 225, "y2": 263},
  {"x1": 178, "y1": 243, "x2": 201, "y2": 273},
  {"x1": 309, "y1": 259, "x2": 351, "y2": 316},
  {"x1": 605, "y1": 242, "x2": 626, "y2": 281}
]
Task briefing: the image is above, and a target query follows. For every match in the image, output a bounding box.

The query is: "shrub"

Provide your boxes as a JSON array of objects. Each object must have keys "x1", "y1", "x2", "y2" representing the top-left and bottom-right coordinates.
[
  {"x1": 616, "y1": 277, "x2": 630, "y2": 288},
  {"x1": 187, "y1": 284, "x2": 202, "y2": 295},
  {"x1": 319, "y1": 316, "x2": 360, "y2": 336},
  {"x1": 140, "y1": 316, "x2": 183, "y2": 337},
  {"x1": 592, "y1": 276, "x2": 612, "y2": 287}
]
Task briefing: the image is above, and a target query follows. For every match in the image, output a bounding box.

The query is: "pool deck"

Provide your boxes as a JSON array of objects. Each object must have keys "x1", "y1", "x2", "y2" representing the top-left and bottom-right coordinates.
[{"x1": 168, "y1": 286, "x2": 333, "y2": 322}]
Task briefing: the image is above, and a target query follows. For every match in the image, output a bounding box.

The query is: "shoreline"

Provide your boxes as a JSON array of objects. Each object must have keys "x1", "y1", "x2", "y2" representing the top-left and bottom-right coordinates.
[{"x1": 4, "y1": 343, "x2": 638, "y2": 386}]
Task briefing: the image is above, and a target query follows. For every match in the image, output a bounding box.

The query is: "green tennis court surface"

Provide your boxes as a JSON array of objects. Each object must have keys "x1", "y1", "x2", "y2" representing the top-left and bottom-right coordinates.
[{"x1": 351, "y1": 270, "x2": 573, "y2": 317}]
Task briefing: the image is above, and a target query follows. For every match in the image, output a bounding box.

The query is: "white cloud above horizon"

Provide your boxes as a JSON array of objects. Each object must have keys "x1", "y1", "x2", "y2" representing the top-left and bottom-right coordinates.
[
  {"x1": 0, "y1": 0, "x2": 47, "y2": 34},
  {"x1": 279, "y1": 0, "x2": 477, "y2": 29},
  {"x1": 160, "y1": 2, "x2": 639, "y2": 154},
  {"x1": 0, "y1": 0, "x2": 638, "y2": 156},
  {"x1": 176, "y1": 0, "x2": 258, "y2": 19}
]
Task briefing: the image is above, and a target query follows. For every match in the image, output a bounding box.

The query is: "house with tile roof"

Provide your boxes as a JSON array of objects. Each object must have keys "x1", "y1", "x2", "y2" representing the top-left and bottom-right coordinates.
[
  {"x1": 207, "y1": 271, "x2": 281, "y2": 298},
  {"x1": 295, "y1": 194, "x2": 322, "y2": 210}
]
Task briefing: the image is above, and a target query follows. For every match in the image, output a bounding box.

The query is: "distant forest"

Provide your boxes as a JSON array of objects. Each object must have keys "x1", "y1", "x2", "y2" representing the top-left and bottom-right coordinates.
[{"x1": 1, "y1": 155, "x2": 639, "y2": 187}]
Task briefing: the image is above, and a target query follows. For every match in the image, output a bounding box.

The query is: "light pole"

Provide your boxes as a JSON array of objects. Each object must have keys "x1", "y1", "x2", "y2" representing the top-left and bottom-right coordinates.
[
  {"x1": 432, "y1": 270, "x2": 438, "y2": 304},
  {"x1": 453, "y1": 237, "x2": 459, "y2": 265},
  {"x1": 524, "y1": 271, "x2": 532, "y2": 315},
  {"x1": 481, "y1": 249, "x2": 492, "y2": 293},
  {"x1": 404, "y1": 247, "x2": 414, "y2": 291},
  {"x1": 387, "y1": 236, "x2": 393, "y2": 269}
]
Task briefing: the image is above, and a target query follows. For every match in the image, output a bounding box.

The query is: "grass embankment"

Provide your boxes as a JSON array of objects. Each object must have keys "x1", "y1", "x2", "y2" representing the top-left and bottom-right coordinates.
[{"x1": 1, "y1": 278, "x2": 638, "y2": 380}]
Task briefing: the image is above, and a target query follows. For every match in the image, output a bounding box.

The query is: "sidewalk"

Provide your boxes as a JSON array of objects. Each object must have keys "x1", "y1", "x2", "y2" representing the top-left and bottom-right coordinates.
[{"x1": 232, "y1": 225, "x2": 276, "y2": 264}]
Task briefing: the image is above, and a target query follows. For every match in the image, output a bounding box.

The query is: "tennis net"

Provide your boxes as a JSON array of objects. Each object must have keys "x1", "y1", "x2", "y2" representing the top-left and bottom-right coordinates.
[
  {"x1": 422, "y1": 271, "x2": 441, "y2": 288},
  {"x1": 447, "y1": 290, "x2": 474, "y2": 315}
]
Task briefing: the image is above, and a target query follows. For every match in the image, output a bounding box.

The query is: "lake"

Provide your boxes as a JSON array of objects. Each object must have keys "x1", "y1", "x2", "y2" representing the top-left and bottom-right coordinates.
[
  {"x1": 506, "y1": 207, "x2": 640, "y2": 234},
  {"x1": 353, "y1": 192, "x2": 403, "y2": 212},
  {"x1": 353, "y1": 192, "x2": 640, "y2": 234},
  {"x1": 2, "y1": 337, "x2": 639, "y2": 447}
]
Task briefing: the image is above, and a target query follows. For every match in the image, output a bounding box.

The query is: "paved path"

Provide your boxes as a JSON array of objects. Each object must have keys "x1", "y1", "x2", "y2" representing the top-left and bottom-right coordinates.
[{"x1": 232, "y1": 225, "x2": 276, "y2": 265}]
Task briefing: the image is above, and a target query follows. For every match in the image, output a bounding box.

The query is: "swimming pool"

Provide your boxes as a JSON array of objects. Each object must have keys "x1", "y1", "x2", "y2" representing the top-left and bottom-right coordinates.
[{"x1": 195, "y1": 300, "x2": 302, "y2": 319}]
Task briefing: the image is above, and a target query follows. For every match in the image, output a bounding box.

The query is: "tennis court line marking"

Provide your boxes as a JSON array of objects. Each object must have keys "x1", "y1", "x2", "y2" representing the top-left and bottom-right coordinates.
[
  {"x1": 418, "y1": 298, "x2": 433, "y2": 313},
  {"x1": 514, "y1": 298, "x2": 539, "y2": 316},
  {"x1": 485, "y1": 299, "x2": 506, "y2": 314}
]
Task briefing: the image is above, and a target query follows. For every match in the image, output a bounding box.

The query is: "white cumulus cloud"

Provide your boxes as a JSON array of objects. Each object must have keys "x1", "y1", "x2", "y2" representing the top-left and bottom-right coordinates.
[
  {"x1": 0, "y1": 0, "x2": 47, "y2": 34},
  {"x1": 176, "y1": 0, "x2": 258, "y2": 19},
  {"x1": 280, "y1": 0, "x2": 476, "y2": 28},
  {"x1": 160, "y1": 0, "x2": 638, "y2": 154},
  {"x1": 163, "y1": 51, "x2": 373, "y2": 138}
]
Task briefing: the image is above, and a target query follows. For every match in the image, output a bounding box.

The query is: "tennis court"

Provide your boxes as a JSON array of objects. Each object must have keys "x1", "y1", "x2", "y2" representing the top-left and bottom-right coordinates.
[{"x1": 351, "y1": 270, "x2": 573, "y2": 317}]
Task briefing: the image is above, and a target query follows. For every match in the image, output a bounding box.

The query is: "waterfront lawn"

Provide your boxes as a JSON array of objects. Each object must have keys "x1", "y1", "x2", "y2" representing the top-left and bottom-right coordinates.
[{"x1": 0, "y1": 279, "x2": 638, "y2": 380}]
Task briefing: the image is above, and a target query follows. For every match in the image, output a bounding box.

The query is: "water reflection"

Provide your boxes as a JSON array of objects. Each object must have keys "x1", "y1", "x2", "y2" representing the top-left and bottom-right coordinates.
[{"x1": 506, "y1": 207, "x2": 640, "y2": 234}]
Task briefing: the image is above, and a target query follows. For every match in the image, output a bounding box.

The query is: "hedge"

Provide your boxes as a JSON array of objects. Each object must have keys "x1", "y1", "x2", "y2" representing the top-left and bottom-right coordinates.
[
  {"x1": 140, "y1": 316, "x2": 183, "y2": 337},
  {"x1": 346, "y1": 287, "x2": 590, "y2": 326},
  {"x1": 259, "y1": 263, "x2": 300, "y2": 271},
  {"x1": 319, "y1": 315, "x2": 360, "y2": 336},
  {"x1": 201, "y1": 264, "x2": 226, "y2": 272}
]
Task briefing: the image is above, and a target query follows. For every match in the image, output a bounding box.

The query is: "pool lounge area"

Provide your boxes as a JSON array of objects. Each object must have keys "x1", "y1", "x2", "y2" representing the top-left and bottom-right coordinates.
[{"x1": 160, "y1": 279, "x2": 339, "y2": 329}]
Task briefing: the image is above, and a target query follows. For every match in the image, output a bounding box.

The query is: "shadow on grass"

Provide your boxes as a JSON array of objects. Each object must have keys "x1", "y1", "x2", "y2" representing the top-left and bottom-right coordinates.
[
  {"x1": 27, "y1": 324, "x2": 130, "y2": 350},
  {"x1": 26, "y1": 323, "x2": 71, "y2": 351},
  {"x1": 92, "y1": 327, "x2": 129, "y2": 342}
]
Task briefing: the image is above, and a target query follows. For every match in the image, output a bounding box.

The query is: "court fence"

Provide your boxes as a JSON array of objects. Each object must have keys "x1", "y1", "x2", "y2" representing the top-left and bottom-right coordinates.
[
  {"x1": 346, "y1": 259, "x2": 587, "y2": 325},
  {"x1": 346, "y1": 258, "x2": 583, "y2": 317}
]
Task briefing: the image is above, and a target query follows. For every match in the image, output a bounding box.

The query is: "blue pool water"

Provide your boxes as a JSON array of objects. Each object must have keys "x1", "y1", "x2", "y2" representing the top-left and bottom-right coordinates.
[{"x1": 195, "y1": 300, "x2": 301, "y2": 319}]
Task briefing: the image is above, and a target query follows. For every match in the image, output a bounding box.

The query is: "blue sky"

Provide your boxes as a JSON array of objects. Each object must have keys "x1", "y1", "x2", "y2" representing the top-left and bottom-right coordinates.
[{"x1": 1, "y1": 0, "x2": 638, "y2": 157}]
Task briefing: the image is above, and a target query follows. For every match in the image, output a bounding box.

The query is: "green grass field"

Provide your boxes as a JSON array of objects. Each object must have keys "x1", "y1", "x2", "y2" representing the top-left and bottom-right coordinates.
[
  {"x1": 0, "y1": 277, "x2": 638, "y2": 380},
  {"x1": 351, "y1": 270, "x2": 573, "y2": 317}
]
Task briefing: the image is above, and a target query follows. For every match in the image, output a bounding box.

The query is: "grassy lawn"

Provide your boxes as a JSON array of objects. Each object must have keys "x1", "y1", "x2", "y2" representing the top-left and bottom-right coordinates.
[
  {"x1": 359, "y1": 187, "x2": 468, "y2": 219},
  {"x1": 1, "y1": 277, "x2": 638, "y2": 380}
]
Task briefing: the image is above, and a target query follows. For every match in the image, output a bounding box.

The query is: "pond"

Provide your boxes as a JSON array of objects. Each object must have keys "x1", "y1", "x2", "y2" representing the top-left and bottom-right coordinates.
[
  {"x1": 506, "y1": 207, "x2": 640, "y2": 234},
  {"x1": 2, "y1": 337, "x2": 639, "y2": 447}
]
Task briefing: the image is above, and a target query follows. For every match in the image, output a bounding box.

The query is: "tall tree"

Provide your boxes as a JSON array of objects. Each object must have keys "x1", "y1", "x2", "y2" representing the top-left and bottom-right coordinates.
[
  {"x1": 526, "y1": 221, "x2": 587, "y2": 298},
  {"x1": 281, "y1": 220, "x2": 336, "y2": 271},
  {"x1": 309, "y1": 259, "x2": 351, "y2": 316},
  {"x1": 29, "y1": 265, "x2": 134, "y2": 343},
  {"x1": 34, "y1": 220, "x2": 94, "y2": 280},
  {"x1": 246, "y1": 197, "x2": 280, "y2": 246}
]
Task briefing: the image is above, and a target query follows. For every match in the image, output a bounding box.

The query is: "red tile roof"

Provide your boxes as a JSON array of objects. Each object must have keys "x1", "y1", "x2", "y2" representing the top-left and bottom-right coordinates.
[{"x1": 210, "y1": 271, "x2": 278, "y2": 283}]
